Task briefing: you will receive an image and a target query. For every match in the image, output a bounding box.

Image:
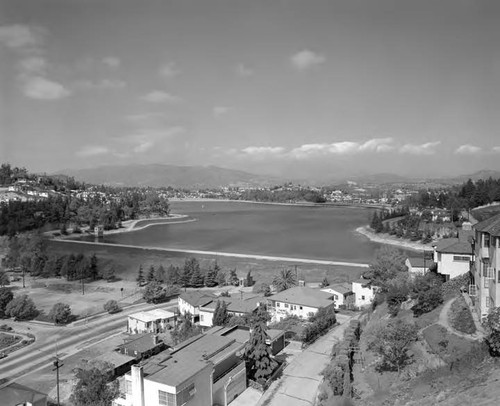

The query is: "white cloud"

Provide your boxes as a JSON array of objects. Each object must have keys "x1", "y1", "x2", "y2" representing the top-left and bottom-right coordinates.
[
  {"x1": 399, "y1": 141, "x2": 441, "y2": 155},
  {"x1": 241, "y1": 146, "x2": 285, "y2": 157},
  {"x1": 159, "y1": 62, "x2": 181, "y2": 78},
  {"x1": 0, "y1": 24, "x2": 40, "y2": 49},
  {"x1": 76, "y1": 145, "x2": 110, "y2": 157},
  {"x1": 74, "y1": 79, "x2": 126, "y2": 90},
  {"x1": 455, "y1": 144, "x2": 482, "y2": 155},
  {"x1": 289, "y1": 138, "x2": 395, "y2": 159},
  {"x1": 119, "y1": 126, "x2": 186, "y2": 154},
  {"x1": 236, "y1": 63, "x2": 254, "y2": 77},
  {"x1": 290, "y1": 49, "x2": 326, "y2": 71},
  {"x1": 22, "y1": 76, "x2": 70, "y2": 100},
  {"x1": 126, "y1": 112, "x2": 168, "y2": 123},
  {"x1": 102, "y1": 56, "x2": 120, "y2": 68},
  {"x1": 494, "y1": 146, "x2": 500, "y2": 153},
  {"x1": 213, "y1": 106, "x2": 230, "y2": 118},
  {"x1": 19, "y1": 56, "x2": 47, "y2": 74},
  {"x1": 141, "y1": 90, "x2": 181, "y2": 103}
]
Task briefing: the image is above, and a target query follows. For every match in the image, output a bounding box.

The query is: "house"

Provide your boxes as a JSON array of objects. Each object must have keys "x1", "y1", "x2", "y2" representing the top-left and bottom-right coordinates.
[
  {"x1": 118, "y1": 333, "x2": 167, "y2": 359},
  {"x1": 320, "y1": 282, "x2": 354, "y2": 309},
  {"x1": 352, "y1": 279, "x2": 377, "y2": 308},
  {"x1": 266, "y1": 286, "x2": 335, "y2": 323},
  {"x1": 405, "y1": 257, "x2": 431, "y2": 277},
  {"x1": 178, "y1": 291, "x2": 217, "y2": 322},
  {"x1": 127, "y1": 309, "x2": 176, "y2": 334},
  {"x1": 434, "y1": 229, "x2": 474, "y2": 281},
  {"x1": 0, "y1": 382, "x2": 48, "y2": 406},
  {"x1": 92, "y1": 351, "x2": 136, "y2": 377},
  {"x1": 198, "y1": 295, "x2": 263, "y2": 327},
  {"x1": 472, "y1": 213, "x2": 500, "y2": 320},
  {"x1": 112, "y1": 333, "x2": 247, "y2": 406}
]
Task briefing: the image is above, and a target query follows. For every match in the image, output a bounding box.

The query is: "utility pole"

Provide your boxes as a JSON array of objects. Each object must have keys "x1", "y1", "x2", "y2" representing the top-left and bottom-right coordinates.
[{"x1": 53, "y1": 356, "x2": 63, "y2": 406}]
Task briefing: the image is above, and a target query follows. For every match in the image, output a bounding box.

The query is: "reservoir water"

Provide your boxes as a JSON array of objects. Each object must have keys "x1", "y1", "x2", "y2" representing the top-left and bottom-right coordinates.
[{"x1": 99, "y1": 201, "x2": 387, "y2": 263}]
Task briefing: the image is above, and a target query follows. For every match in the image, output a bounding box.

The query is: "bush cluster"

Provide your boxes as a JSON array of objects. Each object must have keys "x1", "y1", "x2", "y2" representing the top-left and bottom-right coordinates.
[
  {"x1": 301, "y1": 306, "x2": 337, "y2": 345},
  {"x1": 441, "y1": 273, "x2": 471, "y2": 299},
  {"x1": 448, "y1": 296, "x2": 476, "y2": 334}
]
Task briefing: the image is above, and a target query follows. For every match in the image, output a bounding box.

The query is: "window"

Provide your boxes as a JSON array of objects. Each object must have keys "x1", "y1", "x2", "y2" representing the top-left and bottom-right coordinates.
[
  {"x1": 291, "y1": 305, "x2": 296, "y2": 310},
  {"x1": 159, "y1": 390, "x2": 175, "y2": 406},
  {"x1": 276, "y1": 302, "x2": 280, "y2": 307},
  {"x1": 200, "y1": 315, "x2": 204, "y2": 322},
  {"x1": 125, "y1": 379, "x2": 132, "y2": 395},
  {"x1": 437, "y1": 253, "x2": 442, "y2": 262},
  {"x1": 486, "y1": 297, "x2": 490, "y2": 308},
  {"x1": 284, "y1": 303, "x2": 289, "y2": 308},
  {"x1": 453, "y1": 256, "x2": 470, "y2": 262},
  {"x1": 177, "y1": 383, "x2": 196, "y2": 405},
  {"x1": 361, "y1": 295, "x2": 365, "y2": 300},
  {"x1": 484, "y1": 234, "x2": 490, "y2": 248},
  {"x1": 485, "y1": 277, "x2": 490, "y2": 288}
]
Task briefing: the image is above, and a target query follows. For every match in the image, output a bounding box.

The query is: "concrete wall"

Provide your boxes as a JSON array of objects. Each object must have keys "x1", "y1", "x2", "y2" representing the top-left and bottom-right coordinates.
[
  {"x1": 178, "y1": 298, "x2": 198, "y2": 317},
  {"x1": 437, "y1": 252, "x2": 472, "y2": 280},
  {"x1": 352, "y1": 283, "x2": 375, "y2": 307},
  {"x1": 199, "y1": 309, "x2": 214, "y2": 327},
  {"x1": 212, "y1": 361, "x2": 246, "y2": 406}
]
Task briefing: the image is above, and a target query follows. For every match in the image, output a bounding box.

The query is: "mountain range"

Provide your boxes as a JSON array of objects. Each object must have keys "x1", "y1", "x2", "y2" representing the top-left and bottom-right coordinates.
[{"x1": 56, "y1": 164, "x2": 500, "y2": 189}]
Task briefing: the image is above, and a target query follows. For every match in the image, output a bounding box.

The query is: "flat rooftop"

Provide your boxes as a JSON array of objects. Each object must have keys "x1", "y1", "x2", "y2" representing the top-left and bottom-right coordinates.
[{"x1": 129, "y1": 309, "x2": 176, "y2": 323}]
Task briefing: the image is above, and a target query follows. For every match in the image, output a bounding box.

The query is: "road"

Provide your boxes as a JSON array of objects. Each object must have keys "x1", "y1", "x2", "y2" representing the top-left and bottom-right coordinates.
[{"x1": 0, "y1": 301, "x2": 177, "y2": 383}]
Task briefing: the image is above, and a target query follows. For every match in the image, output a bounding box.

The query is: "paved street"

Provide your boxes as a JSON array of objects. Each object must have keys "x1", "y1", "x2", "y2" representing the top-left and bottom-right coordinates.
[
  {"x1": 0, "y1": 302, "x2": 176, "y2": 383},
  {"x1": 257, "y1": 313, "x2": 356, "y2": 406}
]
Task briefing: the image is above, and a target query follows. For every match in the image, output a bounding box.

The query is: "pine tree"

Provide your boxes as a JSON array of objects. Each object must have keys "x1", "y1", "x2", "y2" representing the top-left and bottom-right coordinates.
[
  {"x1": 204, "y1": 266, "x2": 218, "y2": 287},
  {"x1": 136, "y1": 265, "x2": 144, "y2": 286},
  {"x1": 189, "y1": 266, "x2": 205, "y2": 288},
  {"x1": 216, "y1": 270, "x2": 227, "y2": 287},
  {"x1": 154, "y1": 264, "x2": 167, "y2": 283},
  {"x1": 147, "y1": 265, "x2": 155, "y2": 282},
  {"x1": 90, "y1": 253, "x2": 98, "y2": 280},
  {"x1": 166, "y1": 265, "x2": 180, "y2": 285},
  {"x1": 213, "y1": 301, "x2": 229, "y2": 326},
  {"x1": 229, "y1": 269, "x2": 239, "y2": 286},
  {"x1": 321, "y1": 276, "x2": 329, "y2": 288},
  {"x1": 244, "y1": 321, "x2": 277, "y2": 381}
]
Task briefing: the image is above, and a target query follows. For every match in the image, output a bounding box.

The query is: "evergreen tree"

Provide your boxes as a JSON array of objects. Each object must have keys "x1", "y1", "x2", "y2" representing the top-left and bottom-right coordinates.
[
  {"x1": 229, "y1": 268, "x2": 239, "y2": 286},
  {"x1": 216, "y1": 270, "x2": 227, "y2": 286},
  {"x1": 0, "y1": 287, "x2": 14, "y2": 318},
  {"x1": 166, "y1": 265, "x2": 180, "y2": 285},
  {"x1": 181, "y1": 258, "x2": 200, "y2": 288},
  {"x1": 204, "y1": 266, "x2": 218, "y2": 287},
  {"x1": 244, "y1": 321, "x2": 277, "y2": 381},
  {"x1": 147, "y1": 265, "x2": 155, "y2": 282},
  {"x1": 154, "y1": 264, "x2": 167, "y2": 283},
  {"x1": 136, "y1": 265, "x2": 144, "y2": 286},
  {"x1": 246, "y1": 270, "x2": 254, "y2": 287},
  {"x1": 189, "y1": 265, "x2": 205, "y2": 288},
  {"x1": 321, "y1": 276, "x2": 329, "y2": 288},
  {"x1": 213, "y1": 301, "x2": 229, "y2": 326},
  {"x1": 70, "y1": 361, "x2": 119, "y2": 406},
  {"x1": 90, "y1": 253, "x2": 98, "y2": 280}
]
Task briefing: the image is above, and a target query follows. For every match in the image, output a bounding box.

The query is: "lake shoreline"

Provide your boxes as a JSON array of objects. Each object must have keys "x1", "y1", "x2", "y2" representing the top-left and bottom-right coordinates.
[{"x1": 356, "y1": 225, "x2": 434, "y2": 252}]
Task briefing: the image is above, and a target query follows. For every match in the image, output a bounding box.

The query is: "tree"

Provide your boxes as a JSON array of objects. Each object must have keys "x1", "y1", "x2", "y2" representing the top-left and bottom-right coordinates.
[
  {"x1": 154, "y1": 264, "x2": 167, "y2": 283},
  {"x1": 367, "y1": 319, "x2": 418, "y2": 372},
  {"x1": 70, "y1": 360, "x2": 119, "y2": 406},
  {"x1": 321, "y1": 276, "x2": 329, "y2": 288},
  {"x1": 136, "y1": 265, "x2": 144, "y2": 286},
  {"x1": 0, "y1": 271, "x2": 9, "y2": 287},
  {"x1": 103, "y1": 300, "x2": 120, "y2": 314},
  {"x1": 147, "y1": 265, "x2": 155, "y2": 282},
  {"x1": 5, "y1": 294, "x2": 38, "y2": 321},
  {"x1": 48, "y1": 302, "x2": 73, "y2": 325},
  {"x1": 204, "y1": 266, "x2": 218, "y2": 287},
  {"x1": 166, "y1": 264, "x2": 180, "y2": 285},
  {"x1": 170, "y1": 313, "x2": 202, "y2": 345},
  {"x1": 370, "y1": 211, "x2": 384, "y2": 233},
  {"x1": 410, "y1": 272, "x2": 443, "y2": 317},
  {"x1": 246, "y1": 270, "x2": 254, "y2": 287},
  {"x1": 243, "y1": 320, "x2": 277, "y2": 381},
  {"x1": 181, "y1": 258, "x2": 200, "y2": 288},
  {"x1": 89, "y1": 253, "x2": 98, "y2": 280},
  {"x1": 143, "y1": 281, "x2": 166, "y2": 304},
  {"x1": 486, "y1": 307, "x2": 500, "y2": 356},
  {"x1": 228, "y1": 269, "x2": 239, "y2": 286},
  {"x1": 101, "y1": 266, "x2": 115, "y2": 282},
  {"x1": 363, "y1": 246, "x2": 407, "y2": 289},
  {"x1": 216, "y1": 270, "x2": 227, "y2": 287},
  {"x1": 0, "y1": 287, "x2": 14, "y2": 318},
  {"x1": 272, "y1": 268, "x2": 298, "y2": 292},
  {"x1": 189, "y1": 265, "x2": 205, "y2": 288},
  {"x1": 213, "y1": 301, "x2": 230, "y2": 326}
]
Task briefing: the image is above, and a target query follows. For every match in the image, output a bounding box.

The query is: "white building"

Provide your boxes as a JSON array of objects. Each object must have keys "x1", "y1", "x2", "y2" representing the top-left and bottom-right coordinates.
[
  {"x1": 178, "y1": 291, "x2": 217, "y2": 322},
  {"x1": 266, "y1": 286, "x2": 335, "y2": 323},
  {"x1": 405, "y1": 257, "x2": 430, "y2": 277},
  {"x1": 352, "y1": 279, "x2": 377, "y2": 308},
  {"x1": 198, "y1": 296, "x2": 263, "y2": 327},
  {"x1": 320, "y1": 282, "x2": 353, "y2": 309},
  {"x1": 127, "y1": 309, "x2": 176, "y2": 334},
  {"x1": 434, "y1": 231, "x2": 474, "y2": 281}
]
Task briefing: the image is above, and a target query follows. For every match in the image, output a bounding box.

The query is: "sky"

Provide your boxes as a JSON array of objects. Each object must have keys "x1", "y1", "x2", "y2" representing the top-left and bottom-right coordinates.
[{"x1": 1, "y1": 0, "x2": 500, "y2": 180}]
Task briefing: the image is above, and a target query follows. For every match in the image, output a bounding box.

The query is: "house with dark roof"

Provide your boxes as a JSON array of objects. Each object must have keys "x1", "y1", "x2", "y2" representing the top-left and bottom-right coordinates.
[
  {"x1": 198, "y1": 295, "x2": 264, "y2": 327},
  {"x1": 267, "y1": 286, "x2": 335, "y2": 322},
  {"x1": 112, "y1": 333, "x2": 247, "y2": 406},
  {"x1": 178, "y1": 291, "x2": 217, "y2": 322},
  {"x1": 92, "y1": 351, "x2": 136, "y2": 377},
  {"x1": 320, "y1": 282, "x2": 354, "y2": 309},
  {"x1": 118, "y1": 332, "x2": 167, "y2": 359},
  {"x1": 434, "y1": 228, "x2": 474, "y2": 281},
  {"x1": 472, "y1": 213, "x2": 500, "y2": 319},
  {"x1": 0, "y1": 382, "x2": 47, "y2": 406}
]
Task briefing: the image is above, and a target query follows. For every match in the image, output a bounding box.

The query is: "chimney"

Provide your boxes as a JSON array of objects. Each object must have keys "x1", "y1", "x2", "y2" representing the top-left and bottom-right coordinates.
[
  {"x1": 153, "y1": 334, "x2": 159, "y2": 345},
  {"x1": 131, "y1": 365, "x2": 145, "y2": 406}
]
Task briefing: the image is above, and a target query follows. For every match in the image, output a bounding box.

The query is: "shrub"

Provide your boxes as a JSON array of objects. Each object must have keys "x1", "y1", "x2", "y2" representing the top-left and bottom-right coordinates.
[
  {"x1": 48, "y1": 302, "x2": 73, "y2": 325},
  {"x1": 5, "y1": 295, "x2": 38, "y2": 321},
  {"x1": 448, "y1": 296, "x2": 476, "y2": 334},
  {"x1": 302, "y1": 306, "x2": 336, "y2": 345},
  {"x1": 411, "y1": 273, "x2": 443, "y2": 317},
  {"x1": 103, "y1": 300, "x2": 120, "y2": 314},
  {"x1": 486, "y1": 307, "x2": 500, "y2": 356}
]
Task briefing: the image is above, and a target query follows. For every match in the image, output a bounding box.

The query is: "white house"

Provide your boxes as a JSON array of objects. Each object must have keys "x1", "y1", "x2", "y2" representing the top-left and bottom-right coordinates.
[
  {"x1": 267, "y1": 286, "x2": 335, "y2": 323},
  {"x1": 320, "y1": 282, "x2": 353, "y2": 309},
  {"x1": 127, "y1": 309, "x2": 176, "y2": 334},
  {"x1": 178, "y1": 291, "x2": 217, "y2": 322},
  {"x1": 352, "y1": 279, "x2": 376, "y2": 308},
  {"x1": 434, "y1": 230, "x2": 473, "y2": 281}
]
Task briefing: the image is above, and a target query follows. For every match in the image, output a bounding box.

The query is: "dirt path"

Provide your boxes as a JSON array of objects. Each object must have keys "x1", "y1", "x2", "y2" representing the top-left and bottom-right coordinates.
[{"x1": 436, "y1": 297, "x2": 485, "y2": 341}]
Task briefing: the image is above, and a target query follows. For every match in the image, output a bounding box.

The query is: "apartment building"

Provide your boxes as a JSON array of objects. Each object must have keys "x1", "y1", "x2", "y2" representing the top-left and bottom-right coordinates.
[{"x1": 472, "y1": 213, "x2": 500, "y2": 320}]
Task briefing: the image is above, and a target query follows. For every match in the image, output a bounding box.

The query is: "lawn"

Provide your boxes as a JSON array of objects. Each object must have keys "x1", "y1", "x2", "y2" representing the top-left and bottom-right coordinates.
[{"x1": 0, "y1": 332, "x2": 21, "y2": 350}]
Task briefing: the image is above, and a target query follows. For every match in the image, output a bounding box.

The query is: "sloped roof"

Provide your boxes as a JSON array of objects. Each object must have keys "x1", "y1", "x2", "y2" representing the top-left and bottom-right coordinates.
[
  {"x1": 179, "y1": 291, "x2": 217, "y2": 307},
  {"x1": 436, "y1": 238, "x2": 473, "y2": 254},
  {"x1": 200, "y1": 296, "x2": 263, "y2": 314},
  {"x1": 268, "y1": 286, "x2": 334, "y2": 309},
  {"x1": 0, "y1": 382, "x2": 47, "y2": 405},
  {"x1": 325, "y1": 282, "x2": 353, "y2": 295},
  {"x1": 93, "y1": 351, "x2": 135, "y2": 368},
  {"x1": 474, "y1": 213, "x2": 500, "y2": 237},
  {"x1": 119, "y1": 333, "x2": 165, "y2": 353},
  {"x1": 406, "y1": 257, "x2": 428, "y2": 267}
]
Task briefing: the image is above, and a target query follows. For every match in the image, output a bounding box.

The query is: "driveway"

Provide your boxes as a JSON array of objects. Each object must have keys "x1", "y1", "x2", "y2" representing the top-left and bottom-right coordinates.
[{"x1": 257, "y1": 313, "x2": 355, "y2": 406}]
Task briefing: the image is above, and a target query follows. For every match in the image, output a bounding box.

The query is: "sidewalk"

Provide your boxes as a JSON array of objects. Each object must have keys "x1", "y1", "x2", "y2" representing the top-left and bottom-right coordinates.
[{"x1": 256, "y1": 313, "x2": 356, "y2": 406}]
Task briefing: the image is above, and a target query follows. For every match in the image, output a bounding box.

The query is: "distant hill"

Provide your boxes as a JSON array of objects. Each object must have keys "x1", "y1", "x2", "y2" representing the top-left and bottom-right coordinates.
[
  {"x1": 56, "y1": 164, "x2": 284, "y2": 188},
  {"x1": 440, "y1": 169, "x2": 500, "y2": 185}
]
